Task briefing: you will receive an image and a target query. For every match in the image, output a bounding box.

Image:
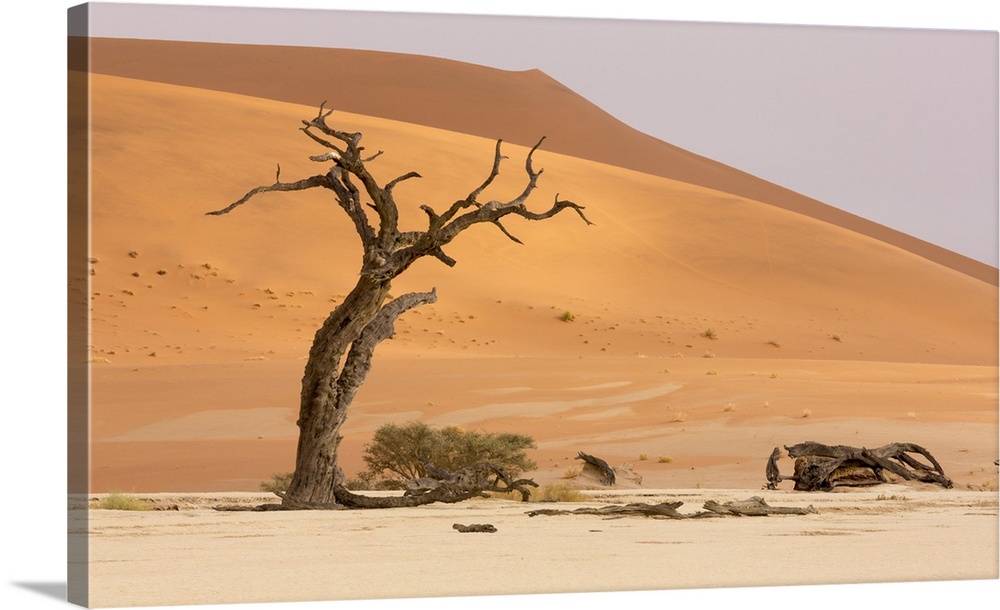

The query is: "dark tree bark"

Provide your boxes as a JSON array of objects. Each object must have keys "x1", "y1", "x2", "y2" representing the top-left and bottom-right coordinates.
[
  {"x1": 209, "y1": 103, "x2": 591, "y2": 508},
  {"x1": 765, "y1": 446, "x2": 786, "y2": 490},
  {"x1": 767, "y1": 441, "x2": 953, "y2": 491},
  {"x1": 576, "y1": 451, "x2": 616, "y2": 485}
]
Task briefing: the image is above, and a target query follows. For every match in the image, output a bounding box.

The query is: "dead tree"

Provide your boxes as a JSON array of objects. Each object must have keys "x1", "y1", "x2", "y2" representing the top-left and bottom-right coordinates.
[
  {"x1": 767, "y1": 441, "x2": 952, "y2": 491},
  {"x1": 209, "y1": 103, "x2": 591, "y2": 509}
]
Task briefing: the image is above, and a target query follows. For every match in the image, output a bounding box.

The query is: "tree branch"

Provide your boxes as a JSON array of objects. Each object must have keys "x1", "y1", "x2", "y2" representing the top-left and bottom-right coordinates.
[
  {"x1": 206, "y1": 174, "x2": 330, "y2": 216},
  {"x1": 432, "y1": 139, "x2": 508, "y2": 230},
  {"x1": 385, "y1": 171, "x2": 422, "y2": 191}
]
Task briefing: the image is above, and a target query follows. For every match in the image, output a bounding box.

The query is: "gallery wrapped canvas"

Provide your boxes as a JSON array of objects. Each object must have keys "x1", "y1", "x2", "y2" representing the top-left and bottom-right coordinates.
[{"x1": 64, "y1": 2, "x2": 997, "y2": 609}]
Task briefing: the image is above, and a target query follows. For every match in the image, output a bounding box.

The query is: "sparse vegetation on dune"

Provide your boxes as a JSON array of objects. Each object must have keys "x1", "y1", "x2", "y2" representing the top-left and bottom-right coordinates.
[{"x1": 562, "y1": 467, "x2": 581, "y2": 479}]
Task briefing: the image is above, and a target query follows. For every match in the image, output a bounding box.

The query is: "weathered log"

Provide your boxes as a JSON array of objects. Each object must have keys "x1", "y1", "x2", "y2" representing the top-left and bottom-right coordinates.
[
  {"x1": 526, "y1": 501, "x2": 687, "y2": 519},
  {"x1": 701, "y1": 496, "x2": 816, "y2": 516},
  {"x1": 576, "y1": 451, "x2": 616, "y2": 485},
  {"x1": 216, "y1": 461, "x2": 537, "y2": 511},
  {"x1": 453, "y1": 523, "x2": 497, "y2": 533},
  {"x1": 332, "y1": 461, "x2": 538, "y2": 509},
  {"x1": 773, "y1": 441, "x2": 952, "y2": 491},
  {"x1": 526, "y1": 497, "x2": 814, "y2": 519}
]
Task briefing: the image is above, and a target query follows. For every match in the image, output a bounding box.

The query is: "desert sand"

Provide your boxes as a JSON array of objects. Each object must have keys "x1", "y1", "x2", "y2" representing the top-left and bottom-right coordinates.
[{"x1": 71, "y1": 40, "x2": 998, "y2": 607}]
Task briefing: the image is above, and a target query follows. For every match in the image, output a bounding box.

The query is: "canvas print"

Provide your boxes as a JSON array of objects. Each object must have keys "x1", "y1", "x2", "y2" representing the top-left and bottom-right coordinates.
[{"x1": 68, "y1": 2, "x2": 999, "y2": 608}]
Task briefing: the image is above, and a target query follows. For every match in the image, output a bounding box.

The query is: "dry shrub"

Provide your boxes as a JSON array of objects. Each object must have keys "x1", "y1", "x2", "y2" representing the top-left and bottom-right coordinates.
[
  {"x1": 976, "y1": 479, "x2": 999, "y2": 492},
  {"x1": 96, "y1": 492, "x2": 149, "y2": 511},
  {"x1": 657, "y1": 455, "x2": 674, "y2": 464},
  {"x1": 538, "y1": 483, "x2": 586, "y2": 502}
]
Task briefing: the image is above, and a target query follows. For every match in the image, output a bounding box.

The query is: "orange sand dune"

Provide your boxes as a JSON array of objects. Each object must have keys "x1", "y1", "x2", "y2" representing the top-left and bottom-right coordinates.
[
  {"x1": 82, "y1": 37, "x2": 997, "y2": 286},
  {"x1": 78, "y1": 71, "x2": 996, "y2": 494}
]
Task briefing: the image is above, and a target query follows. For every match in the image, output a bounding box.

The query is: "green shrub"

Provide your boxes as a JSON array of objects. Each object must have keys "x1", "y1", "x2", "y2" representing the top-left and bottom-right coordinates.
[{"x1": 359, "y1": 421, "x2": 537, "y2": 487}]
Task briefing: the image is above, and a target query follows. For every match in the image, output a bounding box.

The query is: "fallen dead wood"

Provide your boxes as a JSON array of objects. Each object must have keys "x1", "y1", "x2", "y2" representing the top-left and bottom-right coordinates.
[
  {"x1": 766, "y1": 441, "x2": 952, "y2": 491},
  {"x1": 576, "y1": 451, "x2": 616, "y2": 485},
  {"x1": 452, "y1": 523, "x2": 497, "y2": 533},
  {"x1": 702, "y1": 497, "x2": 816, "y2": 516},
  {"x1": 526, "y1": 497, "x2": 815, "y2": 519},
  {"x1": 216, "y1": 462, "x2": 538, "y2": 511}
]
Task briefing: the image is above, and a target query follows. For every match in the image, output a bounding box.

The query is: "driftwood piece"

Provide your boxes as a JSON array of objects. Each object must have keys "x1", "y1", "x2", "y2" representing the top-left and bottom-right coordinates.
[
  {"x1": 769, "y1": 441, "x2": 952, "y2": 491},
  {"x1": 526, "y1": 497, "x2": 815, "y2": 519},
  {"x1": 576, "y1": 452, "x2": 616, "y2": 485},
  {"x1": 453, "y1": 523, "x2": 497, "y2": 533},
  {"x1": 701, "y1": 496, "x2": 816, "y2": 516}
]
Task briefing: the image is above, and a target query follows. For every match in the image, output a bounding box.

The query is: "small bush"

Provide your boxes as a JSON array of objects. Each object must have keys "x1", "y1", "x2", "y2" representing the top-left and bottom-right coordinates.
[
  {"x1": 562, "y1": 467, "x2": 581, "y2": 479},
  {"x1": 978, "y1": 479, "x2": 999, "y2": 492},
  {"x1": 657, "y1": 455, "x2": 674, "y2": 464},
  {"x1": 96, "y1": 492, "x2": 149, "y2": 511},
  {"x1": 539, "y1": 483, "x2": 586, "y2": 502},
  {"x1": 723, "y1": 402, "x2": 736, "y2": 412},
  {"x1": 638, "y1": 453, "x2": 649, "y2": 461},
  {"x1": 701, "y1": 328, "x2": 718, "y2": 340},
  {"x1": 359, "y1": 421, "x2": 536, "y2": 488},
  {"x1": 559, "y1": 311, "x2": 576, "y2": 322},
  {"x1": 801, "y1": 409, "x2": 812, "y2": 418},
  {"x1": 875, "y1": 493, "x2": 909, "y2": 501},
  {"x1": 260, "y1": 472, "x2": 293, "y2": 494}
]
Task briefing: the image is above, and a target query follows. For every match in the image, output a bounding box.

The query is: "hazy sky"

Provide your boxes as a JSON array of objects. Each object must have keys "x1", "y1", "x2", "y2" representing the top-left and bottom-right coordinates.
[{"x1": 81, "y1": 1, "x2": 999, "y2": 266}]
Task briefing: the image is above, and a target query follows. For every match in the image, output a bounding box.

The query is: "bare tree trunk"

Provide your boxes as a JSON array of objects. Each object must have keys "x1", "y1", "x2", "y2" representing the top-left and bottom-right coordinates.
[{"x1": 282, "y1": 280, "x2": 437, "y2": 508}]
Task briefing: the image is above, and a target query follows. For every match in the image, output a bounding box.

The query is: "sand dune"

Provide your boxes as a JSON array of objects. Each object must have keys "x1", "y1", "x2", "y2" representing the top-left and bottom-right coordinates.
[
  {"x1": 77, "y1": 70, "x2": 997, "y2": 495},
  {"x1": 82, "y1": 37, "x2": 998, "y2": 285}
]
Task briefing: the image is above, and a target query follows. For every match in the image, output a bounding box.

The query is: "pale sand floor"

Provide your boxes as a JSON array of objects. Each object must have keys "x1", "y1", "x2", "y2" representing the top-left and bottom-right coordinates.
[{"x1": 75, "y1": 486, "x2": 997, "y2": 608}]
